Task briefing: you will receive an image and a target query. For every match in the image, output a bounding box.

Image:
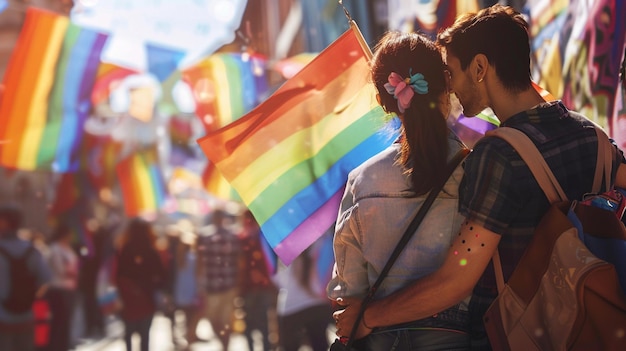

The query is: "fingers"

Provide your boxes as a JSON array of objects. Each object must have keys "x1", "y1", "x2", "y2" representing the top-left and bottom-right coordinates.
[{"x1": 336, "y1": 296, "x2": 360, "y2": 306}]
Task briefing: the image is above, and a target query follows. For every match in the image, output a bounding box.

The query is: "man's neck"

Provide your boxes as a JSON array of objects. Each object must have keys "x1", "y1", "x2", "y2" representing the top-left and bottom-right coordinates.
[{"x1": 491, "y1": 86, "x2": 546, "y2": 124}]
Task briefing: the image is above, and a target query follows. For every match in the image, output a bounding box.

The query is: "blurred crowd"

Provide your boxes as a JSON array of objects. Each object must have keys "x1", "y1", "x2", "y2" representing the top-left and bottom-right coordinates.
[{"x1": 0, "y1": 205, "x2": 335, "y2": 351}]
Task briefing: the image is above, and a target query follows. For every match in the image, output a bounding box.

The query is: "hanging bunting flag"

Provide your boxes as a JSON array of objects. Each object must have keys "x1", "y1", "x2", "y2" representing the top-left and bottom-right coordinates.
[
  {"x1": 197, "y1": 24, "x2": 399, "y2": 264},
  {"x1": 116, "y1": 148, "x2": 168, "y2": 217},
  {"x1": 146, "y1": 43, "x2": 185, "y2": 82},
  {"x1": 0, "y1": 7, "x2": 108, "y2": 172}
]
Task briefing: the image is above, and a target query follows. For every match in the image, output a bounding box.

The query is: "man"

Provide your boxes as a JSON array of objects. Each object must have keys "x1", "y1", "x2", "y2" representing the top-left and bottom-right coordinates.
[
  {"x1": 333, "y1": 4, "x2": 626, "y2": 349},
  {"x1": 0, "y1": 206, "x2": 50, "y2": 351},
  {"x1": 197, "y1": 208, "x2": 242, "y2": 351},
  {"x1": 238, "y1": 210, "x2": 278, "y2": 351}
]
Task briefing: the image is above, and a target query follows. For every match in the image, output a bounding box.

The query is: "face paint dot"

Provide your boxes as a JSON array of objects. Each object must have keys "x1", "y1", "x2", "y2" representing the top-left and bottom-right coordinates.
[
  {"x1": 475, "y1": 234, "x2": 479, "y2": 238},
  {"x1": 467, "y1": 248, "x2": 471, "y2": 252},
  {"x1": 462, "y1": 240, "x2": 466, "y2": 244},
  {"x1": 481, "y1": 243, "x2": 485, "y2": 247},
  {"x1": 469, "y1": 226, "x2": 474, "y2": 230},
  {"x1": 454, "y1": 250, "x2": 459, "y2": 255},
  {"x1": 459, "y1": 258, "x2": 467, "y2": 266}
]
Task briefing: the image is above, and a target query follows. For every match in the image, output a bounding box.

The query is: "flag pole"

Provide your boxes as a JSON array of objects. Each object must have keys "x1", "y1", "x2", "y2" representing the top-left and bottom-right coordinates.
[{"x1": 339, "y1": 0, "x2": 373, "y2": 60}]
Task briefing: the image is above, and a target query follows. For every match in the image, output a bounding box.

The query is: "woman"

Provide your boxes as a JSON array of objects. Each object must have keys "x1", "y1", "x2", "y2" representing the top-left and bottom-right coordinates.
[
  {"x1": 46, "y1": 221, "x2": 79, "y2": 351},
  {"x1": 326, "y1": 31, "x2": 471, "y2": 350},
  {"x1": 115, "y1": 217, "x2": 166, "y2": 351},
  {"x1": 172, "y1": 228, "x2": 203, "y2": 347}
]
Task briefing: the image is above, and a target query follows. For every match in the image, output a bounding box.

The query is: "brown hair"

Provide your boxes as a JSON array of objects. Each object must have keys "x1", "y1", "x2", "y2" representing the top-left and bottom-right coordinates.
[
  {"x1": 119, "y1": 217, "x2": 157, "y2": 252},
  {"x1": 371, "y1": 31, "x2": 449, "y2": 195},
  {"x1": 437, "y1": 4, "x2": 532, "y2": 92}
]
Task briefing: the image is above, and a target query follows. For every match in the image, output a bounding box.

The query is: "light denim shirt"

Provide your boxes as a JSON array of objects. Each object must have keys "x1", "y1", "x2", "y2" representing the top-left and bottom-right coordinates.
[{"x1": 327, "y1": 132, "x2": 467, "y2": 301}]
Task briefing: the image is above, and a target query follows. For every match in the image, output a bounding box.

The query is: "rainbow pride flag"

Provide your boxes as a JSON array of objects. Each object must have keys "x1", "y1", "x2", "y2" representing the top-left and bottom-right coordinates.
[
  {"x1": 116, "y1": 149, "x2": 168, "y2": 217},
  {"x1": 197, "y1": 25, "x2": 399, "y2": 264},
  {"x1": 182, "y1": 52, "x2": 269, "y2": 200},
  {"x1": 0, "y1": 7, "x2": 108, "y2": 172},
  {"x1": 182, "y1": 51, "x2": 268, "y2": 133}
]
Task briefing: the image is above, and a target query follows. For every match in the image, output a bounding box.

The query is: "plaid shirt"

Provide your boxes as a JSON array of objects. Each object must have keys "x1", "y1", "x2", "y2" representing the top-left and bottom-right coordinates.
[
  {"x1": 459, "y1": 101, "x2": 624, "y2": 347},
  {"x1": 198, "y1": 229, "x2": 242, "y2": 293}
]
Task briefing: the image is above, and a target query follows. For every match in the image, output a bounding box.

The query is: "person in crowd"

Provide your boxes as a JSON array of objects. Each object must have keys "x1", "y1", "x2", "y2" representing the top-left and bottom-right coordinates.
[
  {"x1": 238, "y1": 210, "x2": 278, "y2": 351},
  {"x1": 333, "y1": 4, "x2": 626, "y2": 350},
  {"x1": 326, "y1": 29, "x2": 471, "y2": 350},
  {"x1": 197, "y1": 208, "x2": 242, "y2": 351},
  {"x1": 172, "y1": 225, "x2": 203, "y2": 348},
  {"x1": 78, "y1": 218, "x2": 106, "y2": 339},
  {"x1": 115, "y1": 217, "x2": 166, "y2": 351},
  {"x1": 0, "y1": 206, "x2": 51, "y2": 351},
  {"x1": 46, "y1": 221, "x2": 80, "y2": 351},
  {"x1": 275, "y1": 240, "x2": 333, "y2": 351}
]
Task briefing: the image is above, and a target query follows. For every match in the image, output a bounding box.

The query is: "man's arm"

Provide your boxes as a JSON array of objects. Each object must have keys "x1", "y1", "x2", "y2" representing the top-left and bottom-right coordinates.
[
  {"x1": 334, "y1": 219, "x2": 500, "y2": 339},
  {"x1": 615, "y1": 163, "x2": 626, "y2": 189}
]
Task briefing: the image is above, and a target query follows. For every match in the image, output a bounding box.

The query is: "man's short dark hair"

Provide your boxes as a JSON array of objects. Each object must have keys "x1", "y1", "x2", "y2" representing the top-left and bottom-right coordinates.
[
  {"x1": 0, "y1": 205, "x2": 22, "y2": 231},
  {"x1": 437, "y1": 4, "x2": 532, "y2": 92}
]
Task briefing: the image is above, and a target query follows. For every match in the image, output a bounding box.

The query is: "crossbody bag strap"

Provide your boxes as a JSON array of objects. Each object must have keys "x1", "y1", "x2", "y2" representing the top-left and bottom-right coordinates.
[{"x1": 344, "y1": 147, "x2": 471, "y2": 347}]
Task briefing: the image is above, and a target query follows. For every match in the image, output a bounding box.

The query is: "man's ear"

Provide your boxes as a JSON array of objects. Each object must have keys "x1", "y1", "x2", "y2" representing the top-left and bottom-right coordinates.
[{"x1": 472, "y1": 54, "x2": 489, "y2": 83}]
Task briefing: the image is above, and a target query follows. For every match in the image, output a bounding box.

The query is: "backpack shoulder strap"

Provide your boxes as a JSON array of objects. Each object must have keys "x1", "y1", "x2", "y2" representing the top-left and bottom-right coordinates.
[
  {"x1": 486, "y1": 127, "x2": 567, "y2": 203},
  {"x1": 0, "y1": 244, "x2": 35, "y2": 261},
  {"x1": 592, "y1": 127, "x2": 614, "y2": 193}
]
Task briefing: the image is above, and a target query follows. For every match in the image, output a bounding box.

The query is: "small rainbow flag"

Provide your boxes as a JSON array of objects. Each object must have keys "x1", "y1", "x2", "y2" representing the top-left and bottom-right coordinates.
[
  {"x1": 197, "y1": 24, "x2": 398, "y2": 264},
  {"x1": 116, "y1": 148, "x2": 168, "y2": 217},
  {"x1": 182, "y1": 52, "x2": 269, "y2": 200},
  {"x1": 0, "y1": 7, "x2": 108, "y2": 172},
  {"x1": 182, "y1": 51, "x2": 268, "y2": 132}
]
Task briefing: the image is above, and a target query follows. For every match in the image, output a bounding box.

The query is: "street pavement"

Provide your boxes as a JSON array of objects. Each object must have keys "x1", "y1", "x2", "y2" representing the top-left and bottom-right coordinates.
[{"x1": 75, "y1": 313, "x2": 250, "y2": 351}]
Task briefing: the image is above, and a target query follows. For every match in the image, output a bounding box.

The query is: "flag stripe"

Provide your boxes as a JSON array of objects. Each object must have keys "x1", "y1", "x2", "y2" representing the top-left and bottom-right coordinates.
[
  {"x1": 272, "y1": 190, "x2": 342, "y2": 265},
  {"x1": 116, "y1": 157, "x2": 138, "y2": 215},
  {"x1": 53, "y1": 27, "x2": 108, "y2": 171},
  {"x1": 211, "y1": 56, "x2": 235, "y2": 126}
]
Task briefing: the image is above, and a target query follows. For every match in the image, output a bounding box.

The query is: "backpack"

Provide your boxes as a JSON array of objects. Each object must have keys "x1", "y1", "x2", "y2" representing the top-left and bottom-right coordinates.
[
  {"x1": 0, "y1": 244, "x2": 39, "y2": 314},
  {"x1": 482, "y1": 126, "x2": 626, "y2": 351}
]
